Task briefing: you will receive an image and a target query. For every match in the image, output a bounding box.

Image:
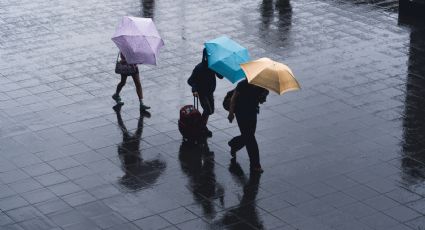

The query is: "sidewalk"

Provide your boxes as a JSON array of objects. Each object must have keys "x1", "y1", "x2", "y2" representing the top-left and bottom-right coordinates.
[{"x1": 0, "y1": 0, "x2": 424, "y2": 229}]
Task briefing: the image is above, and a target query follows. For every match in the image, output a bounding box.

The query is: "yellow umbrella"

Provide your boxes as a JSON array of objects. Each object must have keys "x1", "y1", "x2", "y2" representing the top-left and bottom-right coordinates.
[{"x1": 240, "y1": 57, "x2": 300, "y2": 95}]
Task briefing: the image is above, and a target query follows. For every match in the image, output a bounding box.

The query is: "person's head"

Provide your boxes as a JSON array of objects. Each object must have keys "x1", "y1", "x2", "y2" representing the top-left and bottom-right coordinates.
[{"x1": 202, "y1": 48, "x2": 208, "y2": 65}]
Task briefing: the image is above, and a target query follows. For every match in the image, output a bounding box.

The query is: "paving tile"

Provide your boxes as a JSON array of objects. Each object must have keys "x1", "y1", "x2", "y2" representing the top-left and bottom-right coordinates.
[
  {"x1": 34, "y1": 172, "x2": 69, "y2": 187},
  {"x1": 160, "y1": 207, "x2": 198, "y2": 225},
  {"x1": 0, "y1": 169, "x2": 30, "y2": 184},
  {"x1": 363, "y1": 195, "x2": 400, "y2": 211},
  {"x1": 383, "y1": 205, "x2": 422, "y2": 222},
  {"x1": 1, "y1": 0, "x2": 425, "y2": 228},
  {"x1": 34, "y1": 198, "x2": 72, "y2": 215},
  {"x1": 405, "y1": 216, "x2": 425, "y2": 230},
  {"x1": 21, "y1": 188, "x2": 57, "y2": 204},
  {"x1": 8, "y1": 178, "x2": 43, "y2": 194},
  {"x1": 91, "y1": 212, "x2": 128, "y2": 229},
  {"x1": 133, "y1": 215, "x2": 172, "y2": 230},
  {"x1": 0, "y1": 195, "x2": 29, "y2": 211},
  {"x1": 48, "y1": 209, "x2": 90, "y2": 227},
  {"x1": 359, "y1": 212, "x2": 400, "y2": 230},
  {"x1": 6, "y1": 205, "x2": 44, "y2": 222},
  {"x1": 319, "y1": 191, "x2": 357, "y2": 208},
  {"x1": 47, "y1": 157, "x2": 82, "y2": 171},
  {"x1": 0, "y1": 213, "x2": 14, "y2": 226},
  {"x1": 48, "y1": 181, "x2": 82, "y2": 196},
  {"x1": 17, "y1": 217, "x2": 57, "y2": 230},
  {"x1": 342, "y1": 184, "x2": 381, "y2": 201},
  {"x1": 385, "y1": 188, "x2": 422, "y2": 204},
  {"x1": 338, "y1": 202, "x2": 378, "y2": 219},
  {"x1": 22, "y1": 163, "x2": 56, "y2": 177},
  {"x1": 62, "y1": 191, "x2": 97, "y2": 207}
]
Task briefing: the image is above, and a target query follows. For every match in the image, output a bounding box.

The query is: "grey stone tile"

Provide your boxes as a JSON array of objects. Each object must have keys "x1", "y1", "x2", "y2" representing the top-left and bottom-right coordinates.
[
  {"x1": 133, "y1": 215, "x2": 172, "y2": 230},
  {"x1": 62, "y1": 191, "x2": 97, "y2": 207},
  {"x1": 363, "y1": 195, "x2": 400, "y2": 211},
  {"x1": 91, "y1": 212, "x2": 128, "y2": 229},
  {"x1": 0, "y1": 195, "x2": 29, "y2": 211},
  {"x1": 6, "y1": 205, "x2": 44, "y2": 222},
  {"x1": 383, "y1": 205, "x2": 422, "y2": 222},
  {"x1": 405, "y1": 216, "x2": 425, "y2": 230},
  {"x1": 359, "y1": 212, "x2": 400, "y2": 230},
  {"x1": 160, "y1": 207, "x2": 198, "y2": 225}
]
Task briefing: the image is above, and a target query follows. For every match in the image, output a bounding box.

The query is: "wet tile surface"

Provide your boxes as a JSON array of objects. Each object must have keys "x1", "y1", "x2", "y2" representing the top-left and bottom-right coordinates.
[{"x1": 1, "y1": 0, "x2": 425, "y2": 229}]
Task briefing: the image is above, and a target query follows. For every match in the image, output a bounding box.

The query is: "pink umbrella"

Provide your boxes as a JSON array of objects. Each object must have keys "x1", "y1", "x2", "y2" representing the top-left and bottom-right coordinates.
[{"x1": 112, "y1": 16, "x2": 164, "y2": 65}]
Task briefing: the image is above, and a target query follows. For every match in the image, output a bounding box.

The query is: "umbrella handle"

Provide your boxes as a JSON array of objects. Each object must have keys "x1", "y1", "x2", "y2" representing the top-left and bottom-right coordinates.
[{"x1": 193, "y1": 96, "x2": 198, "y2": 110}]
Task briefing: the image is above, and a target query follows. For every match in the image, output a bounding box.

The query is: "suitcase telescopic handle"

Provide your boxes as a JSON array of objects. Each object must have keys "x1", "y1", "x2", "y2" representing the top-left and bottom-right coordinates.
[{"x1": 193, "y1": 96, "x2": 199, "y2": 110}]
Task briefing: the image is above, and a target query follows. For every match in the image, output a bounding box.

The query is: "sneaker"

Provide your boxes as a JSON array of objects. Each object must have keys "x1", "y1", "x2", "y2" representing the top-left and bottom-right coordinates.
[
  {"x1": 112, "y1": 104, "x2": 122, "y2": 112},
  {"x1": 140, "y1": 110, "x2": 151, "y2": 118},
  {"x1": 140, "y1": 103, "x2": 151, "y2": 111},
  {"x1": 112, "y1": 94, "x2": 124, "y2": 105}
]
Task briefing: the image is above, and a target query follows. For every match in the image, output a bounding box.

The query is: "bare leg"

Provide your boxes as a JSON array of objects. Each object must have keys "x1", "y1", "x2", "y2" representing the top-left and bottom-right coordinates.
[
  {"x1": 131, "y1": 73, "x2": 143, "y2": 100},
  {"x1": 115, "y1": 75, "x2": 128, "y2": 95},
  {"x1": 132, "y1": 73, "x2": 150, "y2": 110}
]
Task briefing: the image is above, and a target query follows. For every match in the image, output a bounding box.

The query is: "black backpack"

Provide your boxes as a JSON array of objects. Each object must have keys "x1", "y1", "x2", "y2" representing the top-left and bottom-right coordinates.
[{"x1": 222, "y1": 89, "x2": 235, "y2": 111}]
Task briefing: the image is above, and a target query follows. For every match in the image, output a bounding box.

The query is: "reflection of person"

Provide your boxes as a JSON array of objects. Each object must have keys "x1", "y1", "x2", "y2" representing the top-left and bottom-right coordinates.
[
  {"x1": 112, "y1": 52, "x2": 150, "y2": 112},
  {"x1": 228, "y1": 79, "x2": 269, "y2": 173},
  {"x1": 260, "y1": 0, "x2": 274, "y2": 31},
  {"x1": 187, "y1": 48, "x2": 224, "y2": 137},
  {"x1": 218, "y1": 160, "x2": 263, "y2": 229},
  {"x1": 114, "y1": 105, "x2": 165, "y2": 190},
  {"x1": 258, "y1": 0, "x2": 292, "y2": 49},
  {"x1": 401, "y1": 21, "x2": 425, "y2": 185},
  {"x1": 178, "y1": 139, "x2": 224, "y2": 219},
  {"x1": 141, "y1": 0, "x2": 155, "y2": 18}
]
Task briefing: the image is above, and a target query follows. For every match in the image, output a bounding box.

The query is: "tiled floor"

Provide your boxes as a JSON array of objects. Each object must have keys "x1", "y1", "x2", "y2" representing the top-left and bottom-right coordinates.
[{"x1": 0, "y1": 0, "x2": 424, "y2": 229}]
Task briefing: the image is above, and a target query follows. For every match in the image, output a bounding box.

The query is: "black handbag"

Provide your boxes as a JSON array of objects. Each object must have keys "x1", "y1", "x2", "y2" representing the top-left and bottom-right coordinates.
[
  {"x1": 222, "y1": 89, "x2": 235, "y2": 111},
  {"x1": 115, "y1": 53, "x2": 138, "y2": 75}
]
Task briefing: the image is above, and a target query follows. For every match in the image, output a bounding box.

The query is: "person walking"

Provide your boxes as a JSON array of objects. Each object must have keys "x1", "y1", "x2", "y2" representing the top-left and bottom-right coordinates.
[
  {"x1": 187, "y1": 48, "x2": 223, "y2": 137},
  {"x1": 227, "y1": 79, "x2": 269, "y2": 173},
  {"x1": 112, "y1": 52, "x2": 150, "y2": 111}
]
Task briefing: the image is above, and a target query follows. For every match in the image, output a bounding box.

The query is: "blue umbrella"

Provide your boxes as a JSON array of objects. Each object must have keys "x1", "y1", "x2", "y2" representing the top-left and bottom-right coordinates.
[{"x1": 204, "y1": 36, "x2": 250, "y2": 83}]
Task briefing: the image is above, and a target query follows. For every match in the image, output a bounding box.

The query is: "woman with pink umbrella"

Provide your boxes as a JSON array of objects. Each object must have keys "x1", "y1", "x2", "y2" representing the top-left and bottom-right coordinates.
[{"x1": 111, "y1": 16, "x2": 164, "y2": 112}]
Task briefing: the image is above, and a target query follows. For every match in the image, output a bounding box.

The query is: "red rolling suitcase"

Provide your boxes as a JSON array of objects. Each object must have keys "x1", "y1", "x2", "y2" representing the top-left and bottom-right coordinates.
[{"x1": 178, "y1": 97, "x2": 204, "y2": 140}]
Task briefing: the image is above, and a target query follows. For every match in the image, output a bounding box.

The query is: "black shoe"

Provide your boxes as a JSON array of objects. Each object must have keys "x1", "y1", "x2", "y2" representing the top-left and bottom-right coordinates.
[
  {"x1": 140, "y1": 103, "x2": 151, "y2": 111},
  {"x1": 140, "y1": 110, "x2": 151, "y2": 118},
  {"x1": 228, "y1": 141, "x2": 236, "y2": 158},
  {"x1": 112, "y1": 94, "x2": 124, "y2": 105},
  {"x1": 113, "y1": 104, "x2": 122, "y2": 112}
]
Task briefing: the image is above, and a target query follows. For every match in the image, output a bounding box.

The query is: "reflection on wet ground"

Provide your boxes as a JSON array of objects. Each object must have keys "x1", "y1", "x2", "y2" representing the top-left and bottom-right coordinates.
[
  {"x1": 213, "y1": 161, "x2": 264, "y2": 229},
  {"x1": 114, "y1": 106, "x2": 166, "y2": 191},
  {"x1": 141, "y1": 0, "x2": 155, "y2": 18},
  {"x1": 1, "y1": 0, "x2": 425, "y2": 229},
  {"x1": 179, "y1": 139, "x2": 224, "y2": 220},
  {"x1": 400, "y1": 17, "x2": 425, "y2": 190}
]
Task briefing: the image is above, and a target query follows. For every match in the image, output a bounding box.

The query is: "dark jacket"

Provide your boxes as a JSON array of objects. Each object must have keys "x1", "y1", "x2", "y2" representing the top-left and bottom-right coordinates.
[
  {"x1": 234, "y1": 80, "x2": 269, "y2": 118},
  {"x1": 187, "y1": 49, "x2": 223, "y2": 95}
]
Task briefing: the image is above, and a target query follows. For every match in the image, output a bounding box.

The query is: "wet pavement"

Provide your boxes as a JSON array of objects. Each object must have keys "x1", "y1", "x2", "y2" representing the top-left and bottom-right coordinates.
[{"x1": 0, "y1": 0, "x2": 425, "y2": 229}]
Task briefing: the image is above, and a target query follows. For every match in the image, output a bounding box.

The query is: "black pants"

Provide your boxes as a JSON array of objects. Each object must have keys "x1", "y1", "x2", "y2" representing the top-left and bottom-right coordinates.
[
  {"x1": 229, "y1": 113, "x2": 260, "y2": 168},
  {"x1": 199, "y1": 94, "x2": 214, "y2": 125}
]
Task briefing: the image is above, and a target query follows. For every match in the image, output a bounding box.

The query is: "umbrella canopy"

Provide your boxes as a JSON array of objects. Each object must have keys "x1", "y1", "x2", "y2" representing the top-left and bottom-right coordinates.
[
  {"x1": 204, "y1": 36, "x2": 250, "y2": 83},
  {"x1": 241, "y1": 58, "x2": 300, "y2": 95},
  {"x1": 112, "y1": 16, "x2": 164, "y2": 65}
]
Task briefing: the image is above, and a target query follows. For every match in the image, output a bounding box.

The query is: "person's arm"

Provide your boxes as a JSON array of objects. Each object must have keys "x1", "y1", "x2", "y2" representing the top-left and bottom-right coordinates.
[
  {"x1": 187, "y1": 67, "x2": 199, "y2": 97},
  {"x1": 215, "y1": 72, "x2": 224, "y2": 79},
  {"x1": 227, "y1": 90, "x2": 238, "y2": 123}
]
